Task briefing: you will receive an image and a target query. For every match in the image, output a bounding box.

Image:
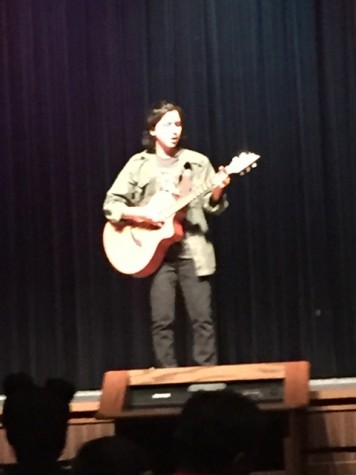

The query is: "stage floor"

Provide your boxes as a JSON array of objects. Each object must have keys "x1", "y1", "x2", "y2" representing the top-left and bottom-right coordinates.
[{"x1": 1, "y1": 375, "x2": 355, "y2": 408}]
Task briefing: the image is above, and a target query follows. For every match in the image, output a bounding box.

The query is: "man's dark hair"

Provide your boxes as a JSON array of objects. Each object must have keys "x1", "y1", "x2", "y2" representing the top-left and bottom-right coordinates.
[
  {"x1": 2, "y1": 373, "x2": 75, "y2": 472},
  {"x1": 173, "y1": 389, "x2": 263, "y2": 474},
  {"x1": 142, "y1": 100, "x2": 184, "y2": 152},
  {"x1": 72, "y1": 435, "x2": 150, "y2": 475}
]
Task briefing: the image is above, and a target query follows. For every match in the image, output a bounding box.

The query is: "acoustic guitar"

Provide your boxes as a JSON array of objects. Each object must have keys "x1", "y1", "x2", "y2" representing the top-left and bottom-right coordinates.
[{"x1": 103, "y1": 151, "x2": 260, "y2": 277}]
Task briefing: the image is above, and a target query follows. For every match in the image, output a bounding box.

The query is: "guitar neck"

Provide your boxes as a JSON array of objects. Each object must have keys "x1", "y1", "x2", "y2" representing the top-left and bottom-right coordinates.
[{"x1": 163, "y1": 178, "x2": 215, "y2": 219}]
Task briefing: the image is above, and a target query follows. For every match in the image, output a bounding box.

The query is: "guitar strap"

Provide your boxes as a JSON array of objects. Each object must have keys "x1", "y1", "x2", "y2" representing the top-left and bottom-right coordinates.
[{"x1": 179, "y1": 162, "x2": 192, "y2": 197}]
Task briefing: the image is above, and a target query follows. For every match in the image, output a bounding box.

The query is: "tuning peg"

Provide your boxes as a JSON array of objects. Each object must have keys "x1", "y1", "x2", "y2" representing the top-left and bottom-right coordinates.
[
  {"x1": 239, "y1": 171, "x2": 245, "y2": 176},
  {"x1": 252, "y1": 163, "x2": 257, "y2": 168}
]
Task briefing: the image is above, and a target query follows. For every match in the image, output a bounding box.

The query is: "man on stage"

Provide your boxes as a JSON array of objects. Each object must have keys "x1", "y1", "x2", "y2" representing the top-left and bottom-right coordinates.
[{"x1": 103, "y1": 101, "x2": 230, "y2": 368}]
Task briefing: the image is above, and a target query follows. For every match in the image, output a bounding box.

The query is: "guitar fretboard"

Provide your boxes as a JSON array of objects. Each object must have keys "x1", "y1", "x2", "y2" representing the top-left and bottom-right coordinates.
[{"x1": 162, "y1": 178, "x2": 215, "y2": 220}]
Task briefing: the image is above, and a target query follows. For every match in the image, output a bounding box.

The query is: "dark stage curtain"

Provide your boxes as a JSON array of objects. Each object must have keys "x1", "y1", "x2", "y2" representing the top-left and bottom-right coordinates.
[{"x1": 1, "y1": 0, "x2": 356, "y2": 389}]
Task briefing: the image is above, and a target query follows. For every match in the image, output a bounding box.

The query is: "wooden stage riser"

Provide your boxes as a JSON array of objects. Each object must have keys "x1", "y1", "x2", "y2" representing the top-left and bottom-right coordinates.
[
  {"x1": 99, "y1": 361, "x2": 311, "y2": 418},
  {"x1": 307, "y1": 408, "x2": 356, "y2": 448}
]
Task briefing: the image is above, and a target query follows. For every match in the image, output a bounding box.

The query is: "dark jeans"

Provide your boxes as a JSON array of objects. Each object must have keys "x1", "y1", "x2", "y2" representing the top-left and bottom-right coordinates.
[{"x1": 150, "y1": 258, "x2": 217, "y2": 367}]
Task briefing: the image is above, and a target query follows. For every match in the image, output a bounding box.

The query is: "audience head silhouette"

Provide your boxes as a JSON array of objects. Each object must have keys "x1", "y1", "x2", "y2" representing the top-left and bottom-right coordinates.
[
  {"x1": 2, "y1": 372, "x2": 75, "y2": 474},
  {"x1": 173, "y1": 389, "x2": 263, "y2": 475},
  {"x1": 72, "y1": 435, "x2": 151, "y2": 475}
]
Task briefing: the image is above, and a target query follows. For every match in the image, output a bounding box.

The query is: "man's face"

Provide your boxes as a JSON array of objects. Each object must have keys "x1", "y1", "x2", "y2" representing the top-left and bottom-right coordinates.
[{"x1": 150, "y1": 109, "x2": 183, "y2": 154}]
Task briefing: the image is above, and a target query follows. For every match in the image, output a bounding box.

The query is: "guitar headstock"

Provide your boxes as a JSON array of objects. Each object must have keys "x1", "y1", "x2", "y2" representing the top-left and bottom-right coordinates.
[{"x1": 225, "y1": 151, "x2": 260, "y2": 176}]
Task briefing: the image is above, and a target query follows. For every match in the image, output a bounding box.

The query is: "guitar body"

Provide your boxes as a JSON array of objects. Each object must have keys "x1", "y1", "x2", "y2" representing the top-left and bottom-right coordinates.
[{"x1": 103, "y1": 193, "x2": 184, "y2": 277}]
